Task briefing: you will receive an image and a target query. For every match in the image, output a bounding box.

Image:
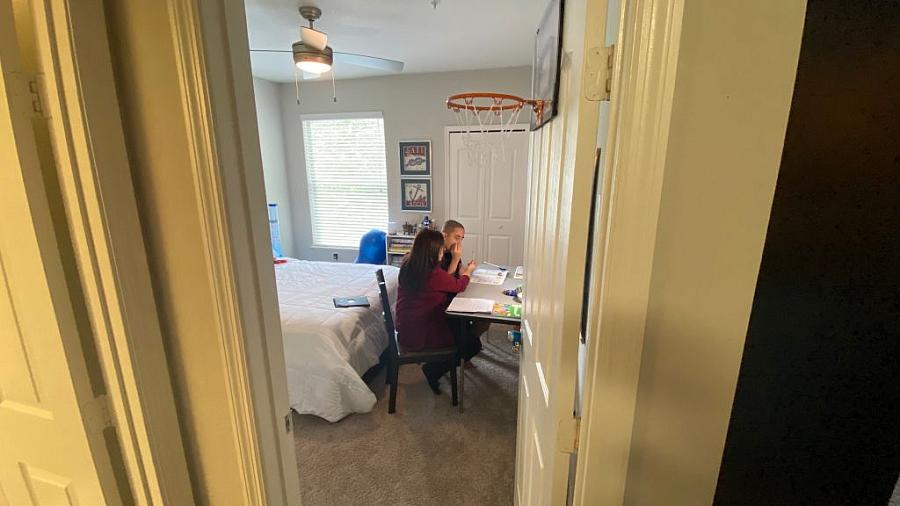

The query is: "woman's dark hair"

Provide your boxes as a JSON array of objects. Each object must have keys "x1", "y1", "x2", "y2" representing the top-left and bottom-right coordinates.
[{"x1": 399, "y1": 229, "x2": 444, "y2": 293}]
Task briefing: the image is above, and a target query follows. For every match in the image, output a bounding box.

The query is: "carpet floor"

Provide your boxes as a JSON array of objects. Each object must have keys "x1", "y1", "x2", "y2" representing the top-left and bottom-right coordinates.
[{"x1": 293, "y1": 326, "x2": 520, "y2": 506}]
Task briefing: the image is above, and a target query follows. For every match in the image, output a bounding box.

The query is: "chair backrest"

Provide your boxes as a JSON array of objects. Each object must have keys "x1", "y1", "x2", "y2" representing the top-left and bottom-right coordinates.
[
  {"x1": 375, "y1": 269, "x2": 400, "y2": 358},
  {"x1": 355, "y1": 229, "x2": 387, "y2": 264}
]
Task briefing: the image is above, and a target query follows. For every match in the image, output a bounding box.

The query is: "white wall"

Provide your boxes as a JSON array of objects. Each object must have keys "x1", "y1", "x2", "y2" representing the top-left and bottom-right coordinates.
[
  {"x1": 278, "y1": 66, "x2": 532, "y2": 261},
  {"x1": 253, "y1": 77, "x2": 294, "y2": 257}
]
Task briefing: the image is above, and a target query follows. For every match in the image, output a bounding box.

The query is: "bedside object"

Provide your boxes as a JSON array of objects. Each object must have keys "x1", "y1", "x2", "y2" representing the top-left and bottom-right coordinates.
[{"x1": 333, "y1": 296, "x2": 370, "y2": 308}]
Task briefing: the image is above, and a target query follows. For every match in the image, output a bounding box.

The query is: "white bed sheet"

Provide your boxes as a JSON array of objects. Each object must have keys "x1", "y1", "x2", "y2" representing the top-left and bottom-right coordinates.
[{"x1": 275, "y1": 259, "x2": 399, "y2": 422}]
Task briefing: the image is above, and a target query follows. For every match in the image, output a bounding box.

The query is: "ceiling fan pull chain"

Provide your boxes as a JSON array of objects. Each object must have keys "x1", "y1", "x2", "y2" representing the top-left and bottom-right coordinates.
[
  {"x1": 331, "y1": 68, "x2": 338, "y2": 103},
  {"x1": 294, "y1": 67, "x2": 301, "y2": 105}
]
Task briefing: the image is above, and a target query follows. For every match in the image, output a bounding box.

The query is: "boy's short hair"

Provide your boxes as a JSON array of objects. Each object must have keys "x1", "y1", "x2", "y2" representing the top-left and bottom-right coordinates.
[{"x1": 442, "y1": 219, "x2": 465, "y2": 234}]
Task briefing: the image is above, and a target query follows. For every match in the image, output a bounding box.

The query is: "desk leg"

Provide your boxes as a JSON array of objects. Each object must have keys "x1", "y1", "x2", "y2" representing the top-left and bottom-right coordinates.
[{"x1": 458, "y1": 318, "x2": 466, "y2": 414}]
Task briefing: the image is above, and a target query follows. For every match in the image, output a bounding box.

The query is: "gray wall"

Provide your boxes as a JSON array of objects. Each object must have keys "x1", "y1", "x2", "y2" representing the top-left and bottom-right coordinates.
[
  {"x1": 253, "y1": 77, "x2": 294, "y2": 257},
  {"x1": 277, "y1": 66, "x2": 532, "y2": 261}
]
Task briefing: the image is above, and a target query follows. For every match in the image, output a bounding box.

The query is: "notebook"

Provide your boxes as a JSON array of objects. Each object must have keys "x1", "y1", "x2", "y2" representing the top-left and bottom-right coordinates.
[
  {"x1": 446, "y1": 297, "x2": 494, "y2": 313},
  {"x1": 333, "y1": 296, "x2": 370, "y2": 308}
]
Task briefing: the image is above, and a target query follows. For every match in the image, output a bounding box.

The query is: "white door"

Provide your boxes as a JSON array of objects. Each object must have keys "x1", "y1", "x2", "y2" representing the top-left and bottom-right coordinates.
[
  {"x1": 0, "y1": 4, "x2": 121, "y2": 503},
  {"x1": 447, "y1": 130, "x2": 529, "y2": 266},
  {"x1": 515, "y1": 0, "x2": 612, "y2": 504}
]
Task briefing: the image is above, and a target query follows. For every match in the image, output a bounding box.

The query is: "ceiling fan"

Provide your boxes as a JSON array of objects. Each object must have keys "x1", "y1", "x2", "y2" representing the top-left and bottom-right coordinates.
[{"x1": 250, "y1": 6, "x2": 405, "y2": 79}]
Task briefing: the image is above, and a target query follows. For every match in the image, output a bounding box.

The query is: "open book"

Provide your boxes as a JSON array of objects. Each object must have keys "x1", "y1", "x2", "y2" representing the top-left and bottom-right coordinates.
[{"x1": 446, "y1": 297, "x2": 494, "y2": 313}]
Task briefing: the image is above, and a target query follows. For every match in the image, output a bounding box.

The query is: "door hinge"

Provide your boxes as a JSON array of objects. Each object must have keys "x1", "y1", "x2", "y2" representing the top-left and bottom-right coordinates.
[
  {"x1": 284, "y1": 411, "x2": 293, "y2": 433},
  {"x1": 584, "y1": 45, "x2": 615, "y2": 102},
  {"x1": 82, "y1": 395, "x2": 115, "y2": 435},
  {"x1": 27, "y1": 76, "x2": 46, "y2": 118},
  {"x1": 573, "y1": 417, "x2": 582, "y2": 451},
  {"x1": 558, "y1": 414, "x2": 581, "y2": 454}
]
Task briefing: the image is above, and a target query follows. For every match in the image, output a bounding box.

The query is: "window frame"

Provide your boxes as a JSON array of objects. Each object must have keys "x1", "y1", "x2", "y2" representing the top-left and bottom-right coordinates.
[{"x1": 300, "y1": 111, "x2": 388, "y2": 250}]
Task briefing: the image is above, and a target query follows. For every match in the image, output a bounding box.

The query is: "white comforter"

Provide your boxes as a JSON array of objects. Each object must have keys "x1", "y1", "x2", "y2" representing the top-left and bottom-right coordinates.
[{"x1": 275, "y1": 260, "x2": 399, "y2": 422}]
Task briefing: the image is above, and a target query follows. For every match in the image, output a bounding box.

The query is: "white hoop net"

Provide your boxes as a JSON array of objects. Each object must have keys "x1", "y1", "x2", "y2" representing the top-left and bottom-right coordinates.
[{"x1": 448, "y1": 94, "x2": 528, "y2": 171}]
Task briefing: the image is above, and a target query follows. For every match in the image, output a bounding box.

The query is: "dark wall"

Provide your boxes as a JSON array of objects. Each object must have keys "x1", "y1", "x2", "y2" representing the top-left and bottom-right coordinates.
[{"x1": 714, "y1": 1, "x2": 900, "y2": 505}]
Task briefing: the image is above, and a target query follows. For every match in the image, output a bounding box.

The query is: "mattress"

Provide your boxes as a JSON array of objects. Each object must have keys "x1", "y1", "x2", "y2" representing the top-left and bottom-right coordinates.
[{"x1": 275, "y1": 259, "x2": 399, "y2": 422}]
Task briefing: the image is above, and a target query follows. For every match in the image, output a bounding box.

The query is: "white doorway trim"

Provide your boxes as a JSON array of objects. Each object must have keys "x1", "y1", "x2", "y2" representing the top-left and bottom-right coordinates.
[
  {"x1": 571, "y1": 0, "x2": 682, "y2": 500},
  {"x1": 165, "y1": 0, "x2": 302, "y2": 504},
  {"x1": 572, "y1": 0, "x2": 807, "y2": 504},
  {"x1": 3, "y1": 0, "x2": 194, "y2": 503},
  {"x1": 442, "y1": 124, "x2": 530, "y2": 223}
]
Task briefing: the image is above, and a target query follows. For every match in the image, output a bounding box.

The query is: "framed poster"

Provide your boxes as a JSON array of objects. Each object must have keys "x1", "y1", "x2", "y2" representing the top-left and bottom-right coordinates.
[
  {"x1": 531, "y1": 0, "x2": 564, "y2": 130},
  {"x1": 399, "y1": 140, "x2": 431, "y2": 177},
  {"x1": 400, "y1": 178, "x2": 432, "y2": 212}
]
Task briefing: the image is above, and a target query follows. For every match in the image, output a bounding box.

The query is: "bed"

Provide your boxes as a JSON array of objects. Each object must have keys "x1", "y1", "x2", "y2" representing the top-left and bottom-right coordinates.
[{"x1": 275, "y1": 259, "x2": 399, "y2": 422}]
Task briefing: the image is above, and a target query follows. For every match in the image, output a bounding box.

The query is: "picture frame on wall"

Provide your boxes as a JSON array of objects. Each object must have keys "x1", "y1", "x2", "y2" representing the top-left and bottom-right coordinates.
[
  {"x1": 399, "y1": 140, "x2": 431, "y2": 177},
  {"x1": 400, "y1": 178, "x2": 432, "y2": 212},
  {"x1": 531, "y1": 0, "x2": 564, "y2": 130}
]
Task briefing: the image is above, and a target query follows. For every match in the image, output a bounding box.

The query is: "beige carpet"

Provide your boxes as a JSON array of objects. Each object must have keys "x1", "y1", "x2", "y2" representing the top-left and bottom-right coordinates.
[{"x1": 293, "y1": 326, "x2": 520, "y2": 506}]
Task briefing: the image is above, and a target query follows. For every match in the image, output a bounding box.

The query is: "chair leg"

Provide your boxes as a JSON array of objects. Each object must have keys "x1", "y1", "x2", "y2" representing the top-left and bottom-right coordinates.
[
  {"x1": 388, "y1": 363, "x2": 399, "y2": 414},
  {"x1": 449, "y1": 359, "x2": 458, "y2": 406}
]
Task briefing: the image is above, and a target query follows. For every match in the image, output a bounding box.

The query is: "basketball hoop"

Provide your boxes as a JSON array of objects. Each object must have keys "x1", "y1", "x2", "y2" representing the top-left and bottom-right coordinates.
[
  {"x1": 446, "y1": 92, "x2": 533, "y2": 132},
  {"x1": 446, "y1": 92, "x2": 535, "y2": 170}
]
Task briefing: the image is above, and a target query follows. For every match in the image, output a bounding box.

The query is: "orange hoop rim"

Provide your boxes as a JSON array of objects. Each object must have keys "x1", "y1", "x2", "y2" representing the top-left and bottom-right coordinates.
[{"x1": 446, "y1": 92, "x2": 535, "y2": 112}]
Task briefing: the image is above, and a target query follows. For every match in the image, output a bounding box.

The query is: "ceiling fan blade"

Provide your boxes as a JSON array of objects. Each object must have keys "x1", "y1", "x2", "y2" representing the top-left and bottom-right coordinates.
[
  {"x1": 300, "y1": 26, "x2": 328, "y2": 51},
  {"x1": 333, "y1": 52, "x2": 404, "y2": 72}
]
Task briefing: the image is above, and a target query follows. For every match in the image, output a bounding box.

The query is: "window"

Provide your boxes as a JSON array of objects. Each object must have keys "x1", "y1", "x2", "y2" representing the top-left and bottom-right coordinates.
[{"x1": 301, "y1": 113, "x2": 388, "y2": 249}]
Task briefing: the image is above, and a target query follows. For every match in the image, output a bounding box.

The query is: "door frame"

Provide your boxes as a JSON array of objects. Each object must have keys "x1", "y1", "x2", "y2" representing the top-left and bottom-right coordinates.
[
  {"x1": 570, "y1": 0, "x2": 684, "y2": 502},
  {"x1": 20, "y1": 0, "x2": 301, "y2": 504},
  {"x1": 4, "y1": 0, "x2": 194, "y2": 503},
  {"x1": 572, "y1": 0, "x2": 807, "y2": 504},
  {"x1": 163, "y1": 0, "x2": 302, "y2": 503},
  {"x1": 442, "y1": 123, "x2": 530, "y2": 240}
]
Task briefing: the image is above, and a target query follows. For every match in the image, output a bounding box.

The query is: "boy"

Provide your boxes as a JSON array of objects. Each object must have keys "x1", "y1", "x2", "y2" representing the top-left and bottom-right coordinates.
[{"x1": 441, "y1": 219, "x2": 466, "y2": 277}]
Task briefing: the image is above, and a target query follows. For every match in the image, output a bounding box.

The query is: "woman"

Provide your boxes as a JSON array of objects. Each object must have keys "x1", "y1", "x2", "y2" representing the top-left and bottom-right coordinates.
[{"x1": 395, "y1": 229, "x2": 480, "y2": 393}]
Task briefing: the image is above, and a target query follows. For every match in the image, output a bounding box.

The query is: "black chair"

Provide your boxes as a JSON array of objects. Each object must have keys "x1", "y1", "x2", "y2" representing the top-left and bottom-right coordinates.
[{"x1": 376, "y1": 269, "x2": 458, "y2": 414}]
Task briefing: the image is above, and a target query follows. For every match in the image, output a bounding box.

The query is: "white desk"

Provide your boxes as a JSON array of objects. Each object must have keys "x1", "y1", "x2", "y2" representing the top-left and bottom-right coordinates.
[{"x1": 445, "y1": 264, "x2": 522, "y2": 412}]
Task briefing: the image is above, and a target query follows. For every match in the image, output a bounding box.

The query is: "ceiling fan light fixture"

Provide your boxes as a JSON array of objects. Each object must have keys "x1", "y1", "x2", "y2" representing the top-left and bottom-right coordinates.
[
  {"x1": 296, "y1": 60, "x2": 331, "y2": 74},
  {"x1": 292, "y1": 41, "x2": 333, "y2": 74}
]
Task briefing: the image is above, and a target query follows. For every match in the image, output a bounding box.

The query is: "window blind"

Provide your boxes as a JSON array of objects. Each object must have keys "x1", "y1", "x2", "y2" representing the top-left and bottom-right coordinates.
[{"x1": 301, "y1": 113, "x2": 388, "y2": 249}]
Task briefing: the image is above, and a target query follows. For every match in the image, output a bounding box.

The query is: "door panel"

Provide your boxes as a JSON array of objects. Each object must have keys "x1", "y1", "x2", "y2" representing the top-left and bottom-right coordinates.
[
  {"x1": 447, "y1": 130, "x2": 528, "y2": 266},
  {"x1": 483, "y1": 132, "x2": 528, "y2": 266},
  {"x1": 0, "y1": 270, "x2": 46, "y2": 414},
  {"x1": 487, "y1": 236, "x2": 511, "y2": 266},
  {"x1": 0, "y1": 2, "x2": 119, "y2": 503},
  {"x1": 448, "y1": 141, "x2": 485, "y2": 261},
  {"x1": 18, "y1": 465, "x2": 78, "y2": 505},
  {"x1": 455, "y1": 155, "x2": 483, "y2": 221},
  {"x1": 515, "y1": 0, "x2": 607, "y2": 503},
  {"x1": 463, "y1": 233, "x2": 483, "y2": 265}
]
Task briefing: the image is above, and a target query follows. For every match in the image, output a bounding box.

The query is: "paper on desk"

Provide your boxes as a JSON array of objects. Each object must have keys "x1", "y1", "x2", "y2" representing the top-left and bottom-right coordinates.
[
  {"x1": 470, "y1": 268, "x2": 509, "y2": 285},
  {"x1": 447, "y1": 297, "x2": 494, "y2": 313}
]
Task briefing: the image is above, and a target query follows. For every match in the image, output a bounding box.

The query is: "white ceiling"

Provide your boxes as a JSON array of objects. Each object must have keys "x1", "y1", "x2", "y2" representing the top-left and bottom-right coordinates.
[{"x1": 245, "y1": 0, "x2": 546, "y2": 83}]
